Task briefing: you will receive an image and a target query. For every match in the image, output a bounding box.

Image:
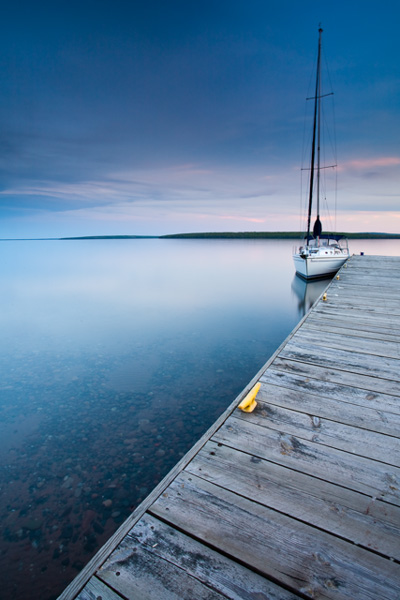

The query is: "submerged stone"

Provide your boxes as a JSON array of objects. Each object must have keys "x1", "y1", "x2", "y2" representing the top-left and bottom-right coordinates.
[{"x1": 22, "y1": 518, "x2": 43, "y2": 531}]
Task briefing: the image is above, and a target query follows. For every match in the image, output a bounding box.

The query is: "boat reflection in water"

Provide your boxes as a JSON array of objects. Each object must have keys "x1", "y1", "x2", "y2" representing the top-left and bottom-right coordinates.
[{"x1": 291, "y1": 275, "x2": 330, "y2": 318}]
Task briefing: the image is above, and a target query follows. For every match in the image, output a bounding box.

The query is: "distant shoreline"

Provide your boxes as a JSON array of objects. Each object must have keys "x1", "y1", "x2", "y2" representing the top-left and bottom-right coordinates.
[
  {"x1": 1, "y1": 232, "x2": 400, "y2": 241},
  {"x1": 62, "y1": 231, "x2": 400, "y2": 240},
  {"x1": 159, "y1": 232, "x2": 400, "y2": 240}
]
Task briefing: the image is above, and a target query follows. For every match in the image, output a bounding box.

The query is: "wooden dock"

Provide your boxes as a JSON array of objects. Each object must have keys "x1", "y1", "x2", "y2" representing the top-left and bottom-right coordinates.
[{"x1": 59, "y1": 255, "x2": 400, "y2": 600}]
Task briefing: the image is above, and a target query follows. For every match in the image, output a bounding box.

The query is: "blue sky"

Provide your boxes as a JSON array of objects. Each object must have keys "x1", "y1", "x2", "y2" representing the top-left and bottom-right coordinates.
[{"x1": 1, "y1": 0, "x2": 399, "y2": 237}]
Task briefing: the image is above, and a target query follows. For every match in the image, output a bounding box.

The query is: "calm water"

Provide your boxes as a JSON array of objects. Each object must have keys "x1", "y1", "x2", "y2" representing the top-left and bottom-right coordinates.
[{"x1": 0, "y1": 238, "x2": 398, "y2": 599}]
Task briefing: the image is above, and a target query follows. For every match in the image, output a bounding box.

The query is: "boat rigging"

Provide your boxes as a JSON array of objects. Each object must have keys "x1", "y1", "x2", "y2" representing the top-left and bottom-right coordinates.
[{"x1": 293, "y1": 27, "x2": 349, "y2": 280}]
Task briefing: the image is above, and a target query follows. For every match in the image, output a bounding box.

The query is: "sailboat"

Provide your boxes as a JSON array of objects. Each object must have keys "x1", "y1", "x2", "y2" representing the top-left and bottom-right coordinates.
[{"x1": 293, "y1": 28, "x2": 349, "y2": 280}]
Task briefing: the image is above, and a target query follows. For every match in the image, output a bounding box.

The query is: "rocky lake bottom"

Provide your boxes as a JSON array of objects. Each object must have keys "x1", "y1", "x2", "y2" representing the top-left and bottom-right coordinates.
[{"x1": 1, "y1": 332, "x2": 284, "y2": 599}]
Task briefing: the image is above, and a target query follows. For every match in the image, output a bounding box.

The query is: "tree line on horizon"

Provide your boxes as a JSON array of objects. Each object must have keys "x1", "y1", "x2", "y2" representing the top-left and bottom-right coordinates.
[{"x1": 59, "y1": 231, "x2": 400, "y2": 240}]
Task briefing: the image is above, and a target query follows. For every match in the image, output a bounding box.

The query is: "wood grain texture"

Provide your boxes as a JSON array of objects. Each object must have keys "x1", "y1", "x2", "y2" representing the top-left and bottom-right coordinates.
[
  {"x1": 281, "y1": 340, "x2": 400, "y2": 382},
  {"x1": 234, "y1": 395, "x2": 400, "y2": 465},
  {"x1": 151, "y1": 472, "x2": 400, "y2": 600},
  {"x1": 188, "y1": 441, "x2": 400, "y2": 560},
  {"x1": 213, "y1": 415, "x2": 400, "y2": 505},
  {"x1": 260, "y1": 368, "x2": 400, "y2": 431},
  {"x1": 97, "y1": 514, "x2": 302, "y2": 600},
  {"x1": 293, "y1": 328, "x2": 400, "y2": 359},
  {"x1": 270, "y1": 355, "x2": 400, "y2": 397},
  {"x1": 76, "y1": 577, "x2": 121, "y2": 600}
]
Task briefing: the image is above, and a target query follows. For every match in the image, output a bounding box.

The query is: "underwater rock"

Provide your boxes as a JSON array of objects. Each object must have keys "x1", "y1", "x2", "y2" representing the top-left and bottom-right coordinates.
[{"x1": 22, "y1": 518, "x2": 43, "y2": 532}]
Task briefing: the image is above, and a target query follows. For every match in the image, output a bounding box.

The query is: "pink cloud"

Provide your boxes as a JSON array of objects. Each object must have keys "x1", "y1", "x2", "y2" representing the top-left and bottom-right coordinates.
[
  {"x1": 218, "y1": 215, "x2": 266, "y2": 223},
  {"x1": 341, "y1": 157, "x2": 400, "y2": 171}
]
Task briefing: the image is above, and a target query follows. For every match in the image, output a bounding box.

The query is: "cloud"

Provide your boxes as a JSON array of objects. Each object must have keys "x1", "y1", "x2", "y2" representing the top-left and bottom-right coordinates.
[
  {"x1": 340, "y1": 156, "x2": 400, "y2": 172},
  {"x1": 218, "y1": 215, "x2": 266, "y2": 223},
  {"x1": 0, "y1": 161, "x2": 284, "y2": 214},
  {"x1": 1, "y1": 153, "x2": 399, "y2": 238}
]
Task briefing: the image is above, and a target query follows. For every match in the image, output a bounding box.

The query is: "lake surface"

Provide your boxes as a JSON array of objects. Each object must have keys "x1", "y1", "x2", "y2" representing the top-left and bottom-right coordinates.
[{"x1": 0, "y1": 237, "x2": 398, "y2": 600}]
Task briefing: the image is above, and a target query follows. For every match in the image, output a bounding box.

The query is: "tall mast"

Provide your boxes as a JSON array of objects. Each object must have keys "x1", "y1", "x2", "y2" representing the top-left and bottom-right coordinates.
[
  {"x1": 306, "y1": 27, "x2": 323, "y2": 240},
  {"x1": 316, "y1": 27, "x2": 322, "y2": 225}
]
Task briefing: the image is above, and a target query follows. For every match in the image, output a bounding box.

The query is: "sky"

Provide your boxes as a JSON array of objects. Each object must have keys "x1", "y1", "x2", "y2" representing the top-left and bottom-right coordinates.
[{"x1": 0, "y1": 0, "x2": 399, "y2": 238}]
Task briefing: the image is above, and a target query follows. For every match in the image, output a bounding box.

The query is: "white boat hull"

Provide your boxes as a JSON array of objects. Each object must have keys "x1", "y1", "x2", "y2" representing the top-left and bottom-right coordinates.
[{"x1": 293, "y1": 252, "x2": 348, "y2": 280}]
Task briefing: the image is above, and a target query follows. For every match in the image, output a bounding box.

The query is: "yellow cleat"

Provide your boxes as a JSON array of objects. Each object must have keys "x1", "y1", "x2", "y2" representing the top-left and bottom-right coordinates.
[{"x1": 238, "y1": 382, "x2": 261, "y2": 413}]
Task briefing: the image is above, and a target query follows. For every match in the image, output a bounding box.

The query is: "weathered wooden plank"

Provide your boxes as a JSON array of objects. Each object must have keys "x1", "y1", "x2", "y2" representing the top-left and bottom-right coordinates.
[
  {"x1": 340, "y1": 268, "x2": 399, "y2": 275},
  {"x1": 325, "y1": 286, "x2": 400, "y2": 302},
  {"x1": 233, "y1": 395, "x2": 400, "y2": 466},
  {"x1": 151, "y1": 472, "x2": 400, "y2": 600},
  {"x1": 341, "y1": 269, "x2": 400, "y2": 278},
  {"x1": 314, "y1": 285, "x2": 400, "y2": 303},
  {"x1": 336, "y1": 273, "x2": 400, "y2": 283},
  {"x1": 347, "y1": 255, "x2": 400, "y2": 261},
  {"x1": 97, "y1": 514, "x2": 302, "y2": 600},
  {"x1": 293, "y1": 328, "x2": 400, "y2": 360},
  {"x1": 336, "y1": 282, "x2": 400, "y2": 292},
  {"x1": 97, "y1": 526, "x2": 226, "y2": 599},
  {"x1": 331, "y1": 275, "x2": 400, "y2": 287},
  {"x1": 318, "y1": 301, "x2": 400, "y2": 317},
  {"x1": 271, "y1": 355, "x2": 400, "y2": 396},
  {"x1": 328, "y1": 293, "x2": 400, "y2": 304},
  {"x1": 341, "y1": 260, "x2": 400, "y2": 272},
  {"x1": 187, "y1": 441, "x2": 400, "y2": 560},
  {"x1": 319, "y1": 305, "x2": 400, "y2": 319},
  {"x1": 76, "y1": 577, "x2": 121, "y2": 600},
  {"x1": 344, "y1": 273, "x2": 400, "y2": 279},
  {"x1": 348, "y1": 255, "x2": 399, "y2": 261},
  {"x1": 328, "y1": 284, "x2": 400, "y2": 300},
  {"x1": 325, "y1": 298, "x2": 400, "y2": 312},
  {"x1": 305, "y1": 311, "x2": 400, "y2": 336},
  {"x1": 334, "y1": 271, "x2": 400, "y2": 281},
  {"x1": 330, "y1": 270, "x2": 399, "y2": 281},
  {"x1": 309, "y1": 284, "x2": 400, "y2": 302},
  {"x1": 212, "y1": 416, "x2": 400, "y2": 505},
  {"x1": 281, "y1": 339, "x2": 400, "y2": 382},
  {"x1": 302, "y1": 320, "x2": 400, "y2": 343},
  {"x1": 313, "y1": 308, "x2": 400, "y2": 327},
  {"x1": 260, "y1": 368, "x2": 400, "y2": 429},
  {"x1": 330, "y1": 281, "x2": 400, "y2": 293}
]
